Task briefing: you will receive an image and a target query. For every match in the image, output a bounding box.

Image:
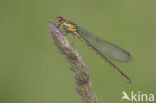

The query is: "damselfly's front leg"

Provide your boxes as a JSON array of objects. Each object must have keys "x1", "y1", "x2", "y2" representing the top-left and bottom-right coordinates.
[
  {"x1": 72, "y1": 35, "x2": 76, "y2": 47},
  {"x1": 57, "y1": 23, "x2": 69, "y2": 36},
  {"x1": 57, "y1": 23, "x2": 63, "y2": 28}
]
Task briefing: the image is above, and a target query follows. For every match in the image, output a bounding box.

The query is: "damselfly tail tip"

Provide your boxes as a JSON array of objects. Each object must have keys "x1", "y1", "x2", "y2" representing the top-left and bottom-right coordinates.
[{"x1": 125, "y1": 77, "x2": 132, "y2": 84}]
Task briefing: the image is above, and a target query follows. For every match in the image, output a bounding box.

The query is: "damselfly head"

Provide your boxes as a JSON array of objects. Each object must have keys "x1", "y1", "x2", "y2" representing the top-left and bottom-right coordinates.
[{"x1": 56, "y1": 16, "x2": 64, "y2": 23}]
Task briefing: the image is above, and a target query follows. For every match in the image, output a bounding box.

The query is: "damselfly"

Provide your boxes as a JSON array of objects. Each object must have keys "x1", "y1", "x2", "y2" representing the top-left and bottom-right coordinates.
[{"x1": 56, "y1": 16, "x2": 132, "y2": 83}]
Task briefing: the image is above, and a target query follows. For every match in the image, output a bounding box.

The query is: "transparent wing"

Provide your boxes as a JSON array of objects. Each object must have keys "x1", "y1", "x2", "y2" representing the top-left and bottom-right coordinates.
[{"x1": 76, "y1": 26, "x2": 132, "y2": 62}]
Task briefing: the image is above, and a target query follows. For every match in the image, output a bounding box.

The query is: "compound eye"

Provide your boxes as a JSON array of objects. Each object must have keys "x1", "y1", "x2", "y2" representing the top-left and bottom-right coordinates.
[{"x1": 57, "y1": 17, "x2": 62, "y2": 23}]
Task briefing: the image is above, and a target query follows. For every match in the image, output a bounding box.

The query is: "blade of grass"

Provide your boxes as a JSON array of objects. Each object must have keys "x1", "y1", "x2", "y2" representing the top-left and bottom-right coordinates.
[{"x1": 49, "y1": 21, "x2": 98, "y2": 103}]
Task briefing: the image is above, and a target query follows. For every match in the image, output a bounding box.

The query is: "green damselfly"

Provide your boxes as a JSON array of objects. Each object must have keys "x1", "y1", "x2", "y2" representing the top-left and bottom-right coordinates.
[{"x1": 56, "y1": 16, "x2": 132, "y2": 83}]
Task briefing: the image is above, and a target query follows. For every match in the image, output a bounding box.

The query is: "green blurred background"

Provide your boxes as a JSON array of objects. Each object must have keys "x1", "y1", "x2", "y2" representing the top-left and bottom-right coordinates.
[{"x1": 0, "y1": 0, "x2": 156, "y2": 103}]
